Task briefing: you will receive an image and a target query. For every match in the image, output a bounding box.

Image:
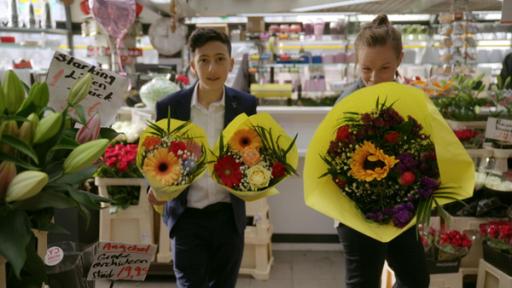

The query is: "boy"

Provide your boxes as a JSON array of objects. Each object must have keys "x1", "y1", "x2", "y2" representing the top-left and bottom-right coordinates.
[{"x1": 148, "y1": 28, "x2": 257, "y2": 288}]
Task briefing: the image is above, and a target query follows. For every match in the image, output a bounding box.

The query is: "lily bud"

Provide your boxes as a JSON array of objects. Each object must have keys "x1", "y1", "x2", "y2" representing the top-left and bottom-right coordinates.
[
  {"x1": 1, "y1": 120, "x2": 19, "y2": 154},
  {"x1": 5, "y1": 170, "x2": 48, "y2": 202},
  {"x1": 18, "y1": 82, "x2": 49, "y2": 112},
  {"x1": 68, "y1": 73, "x2": 92, "y2": 107},
  {"x1": 2, "y1": 70, "x2": 25, "y2": 114},
  {"x1": 33, "y1": 112, "x2": 63, "y2": 144},
  {"x1": 75, "y1": 114, "x2": 101, "y2": 144},
  {"x1": 18, "y1": 113, "x2": 39, "y2": 144},
  {"x1": 0, "y1": 161, "x2": 17, "y2": 201},
  {"x1": 64, "y1": 139, "x2": 109, "y2": 174}
]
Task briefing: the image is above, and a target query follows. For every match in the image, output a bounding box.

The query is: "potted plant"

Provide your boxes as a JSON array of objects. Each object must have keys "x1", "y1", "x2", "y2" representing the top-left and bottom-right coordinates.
[
  {"x1": 0, "y1": 70, "x2": 115, "y2": 287},
  {"x1": 94, "y1": 142, "x2": 143, "y2": 213},
  {"x1": 432, "y1": 74, "x2": 490, "y2": 128},
  {"x1": 479, "y1": 221, "x2": 512, "y2": 276}
]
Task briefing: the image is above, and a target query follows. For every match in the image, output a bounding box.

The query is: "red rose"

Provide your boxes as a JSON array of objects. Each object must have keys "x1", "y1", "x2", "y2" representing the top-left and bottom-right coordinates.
[
  {"x1": 272, "y1": 161, "x2": 286, "y2": 179},
  {"x1": 169, "y1": 141, "x2": 187, "y2": 156},
  {"x1": 334, "y1": 177, "x2": 347, "y2": 189},
  {"x1": 384, "y1": 131, "x2": 400, "y2": 144},
  {"x1": 399, "y1": 171, "x2": 416, "y2": 186},
  {"x1": 336, "y1": 125, "x2": 350, "y2": 141}
]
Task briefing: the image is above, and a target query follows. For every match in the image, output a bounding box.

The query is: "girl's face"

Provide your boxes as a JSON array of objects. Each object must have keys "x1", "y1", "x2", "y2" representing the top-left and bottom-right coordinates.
[{"x1": 357, "y1": 44, "x2": 403, "y2": 86}]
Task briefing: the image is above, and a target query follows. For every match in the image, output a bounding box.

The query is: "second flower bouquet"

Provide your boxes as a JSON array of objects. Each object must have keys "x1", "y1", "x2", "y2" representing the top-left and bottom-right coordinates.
[
  {"x1": 136, "y1": 117, "x2": 208, "y2": 210},
  {"x1": 209, "y1": 113, "x2": 298, "y2": 201}
]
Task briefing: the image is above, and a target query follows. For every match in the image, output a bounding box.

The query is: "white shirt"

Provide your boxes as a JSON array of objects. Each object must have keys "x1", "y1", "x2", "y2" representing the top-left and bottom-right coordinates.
[{"x1": 187, "y1": 84, "x2": 231, "y2": 209}]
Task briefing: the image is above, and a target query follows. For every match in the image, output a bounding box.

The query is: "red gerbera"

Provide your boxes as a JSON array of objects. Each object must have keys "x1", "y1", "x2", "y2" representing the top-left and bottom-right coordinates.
[
  {"x1": 169, "y1": 140, "x2": 187, "y2": 156},
  {"x1": 214, "y1": 155, "x2": 242, "y2": 188}
]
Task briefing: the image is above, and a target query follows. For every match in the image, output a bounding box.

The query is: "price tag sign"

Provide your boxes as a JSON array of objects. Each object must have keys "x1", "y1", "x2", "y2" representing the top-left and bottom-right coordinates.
[
  {"x1": 485, "y1": 117, "x2": 512, "y2": 143},
  {"x1": 87, "y1": 242, "x2": 157, "y2": 281},
  {"x1": 45, "y1": 51, "x2": 129, "y2": 126}
]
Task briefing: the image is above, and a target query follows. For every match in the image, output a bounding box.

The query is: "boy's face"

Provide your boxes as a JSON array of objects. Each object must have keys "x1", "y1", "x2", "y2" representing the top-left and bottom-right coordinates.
[{"x1": 190, "y1": 41, "x2": 234, "y2": 91}]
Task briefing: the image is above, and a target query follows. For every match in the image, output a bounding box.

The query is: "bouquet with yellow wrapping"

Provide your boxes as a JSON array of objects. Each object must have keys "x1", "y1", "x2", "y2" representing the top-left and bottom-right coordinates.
[
  {"x1": 304, "y1": 82, "x2": 475, "y2": 242},
  {"x1": 209, "y1": 113, "x2": 298, "y2": 201},
  {"x1": 137, "y1": 118, "x2": 208, "y2": 210}
]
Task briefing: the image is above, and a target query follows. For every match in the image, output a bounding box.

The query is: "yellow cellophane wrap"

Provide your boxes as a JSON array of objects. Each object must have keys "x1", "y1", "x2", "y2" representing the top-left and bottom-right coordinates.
[
  {"x1": 137, "y1": 118, "x2": 208, "y2": 213},
  {"x1": 209, "y1": 112, "x2": 299, "y2": 201},
  {"x1": 304, "y1": 82, "x2": 474, "y2": 242}
]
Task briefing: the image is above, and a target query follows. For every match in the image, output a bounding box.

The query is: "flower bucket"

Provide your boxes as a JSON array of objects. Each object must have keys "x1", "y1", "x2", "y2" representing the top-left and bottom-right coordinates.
[{"x1": 483, "y1": 241, "x2": 512, "y2": 276}]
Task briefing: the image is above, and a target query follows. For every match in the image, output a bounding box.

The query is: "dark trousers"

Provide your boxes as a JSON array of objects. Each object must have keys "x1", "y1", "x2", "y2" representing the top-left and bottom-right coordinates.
[
  {"x1": 171, "y1": 203, "x2": 244, "y2": 288},
  {"x1": 337, "y1": 224, "x2": 429, "y2": 288}
]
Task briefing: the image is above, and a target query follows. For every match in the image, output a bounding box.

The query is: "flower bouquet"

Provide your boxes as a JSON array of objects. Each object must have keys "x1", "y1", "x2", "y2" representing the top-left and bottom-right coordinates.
[
  {"x1": 209, "y1": 113, "x2": 298, "y2": 201},
  {"x1": 136, "y1": 117, "x2": 208, "y2": 211},
  {"x1": 304, "y1": 82, "x2": 475, "y2": 242},
  {"x1": 479, "y1": 221, "x2": 512, "y2": 275},
  {"x1": 453, "y1": 128, "x2": 484, "y2": 149},
  {"x1": 435, "y1": 229, "x2": 472, "y2": 261},
  {"x1": 95, "y1": 142, "x2": 143, "y2": 212}
]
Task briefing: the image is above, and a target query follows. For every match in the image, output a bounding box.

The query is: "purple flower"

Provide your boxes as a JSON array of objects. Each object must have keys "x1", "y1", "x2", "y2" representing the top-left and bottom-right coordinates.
[
  {"x1": 366, "y1": 211, "x2": 385, "y2": 222},
  {"x1": 182, "y1": 159, "x2": 197, "y2": 171},
  {"x1": 392, "y1": 203, "x2": 415, "y2": 227},
  {"x1": 381, "y1": 108, "x2": 404, "y2": 125},
  {"x1": 397, "y1": 153, "x2": 418, "y2": 172},
  {"x1": 417, "y1": 177, "x2": 439, "y2": 199}
]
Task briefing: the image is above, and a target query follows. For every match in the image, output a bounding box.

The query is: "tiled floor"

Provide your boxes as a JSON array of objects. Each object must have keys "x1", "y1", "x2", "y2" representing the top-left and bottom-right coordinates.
[{"x1": 96, "y1": 250, "x2": 346, "y2": 288}]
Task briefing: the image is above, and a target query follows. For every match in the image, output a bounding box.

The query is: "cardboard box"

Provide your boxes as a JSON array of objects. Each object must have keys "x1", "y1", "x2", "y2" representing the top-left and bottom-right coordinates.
[{"x1": 247, "y1": 16, "x2": 265, "y2": 33}]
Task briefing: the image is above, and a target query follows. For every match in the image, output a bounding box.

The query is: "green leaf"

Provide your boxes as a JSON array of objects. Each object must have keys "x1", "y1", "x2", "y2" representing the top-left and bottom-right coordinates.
[
  {"x1": 68, "y1": 188, "x2": 108, "y2": 210},
  {"x1": 13, "y1": 190, "x2": 77, "y2": 210},
  {"x1": 77, "y1": 203, "x2": 92, "y2": 230},
  {"x1": 53, "y1": 166, "x2": 96, "y2": 185},
  {"x1": 0, "y1": 152, "x2": 40, "y2": 170},
  {"x1": 0, "y1": 207, "x2": 31, "y2": 278},
  {"x1": 1, "y1": 134, "x2": 39, "y2": 164},
  {"x1": 99, "y1": 127, "x2": 119, "y2": 140},
  {"x1": 74, "y1": 104, "x2": 87, "y2": 124}
]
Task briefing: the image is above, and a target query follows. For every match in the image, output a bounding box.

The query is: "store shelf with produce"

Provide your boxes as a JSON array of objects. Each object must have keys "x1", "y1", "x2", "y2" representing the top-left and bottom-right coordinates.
[{"x1": 0, "y1": 27, "x2": 68, "y2": 35}]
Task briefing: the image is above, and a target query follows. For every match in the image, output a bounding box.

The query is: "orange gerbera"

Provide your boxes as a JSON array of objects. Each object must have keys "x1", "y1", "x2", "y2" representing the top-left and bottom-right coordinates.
[
  {"x1": 350, "y1": 141, "x2": 398, "y2": 182},
  {"x1": 229, "y1": 128, "x2": 261, "y2": 153},
  {"x1": 143, "y1": 148, "x2": 182, "y2": 186}
]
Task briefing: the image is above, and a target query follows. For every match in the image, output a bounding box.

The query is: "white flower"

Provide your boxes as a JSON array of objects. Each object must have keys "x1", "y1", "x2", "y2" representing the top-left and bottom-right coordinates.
[{"x1": 246, "y1": 164, "x2": 272, "y2": 190}]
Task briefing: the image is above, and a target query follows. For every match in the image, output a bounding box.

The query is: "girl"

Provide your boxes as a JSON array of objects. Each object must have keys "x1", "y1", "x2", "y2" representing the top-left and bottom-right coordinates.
[{"x1": 336, "y1": 14, "x2": 430, "y2": 288}]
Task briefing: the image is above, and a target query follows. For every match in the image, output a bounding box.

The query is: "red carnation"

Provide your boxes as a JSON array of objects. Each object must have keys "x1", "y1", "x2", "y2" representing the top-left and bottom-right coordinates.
[
  {"x1": 334, "y1": 177, "x2": 347, "y2": 189},
  {"x1": 169, "y1": 141, "x2": 187, "y2": 156},
  {"x1": 272, "y1": 161, "x2": 286, "y2": 179},
  {"x1": 384, "y1": 131, "x2": 400, "y2": 144},
  {"x1": 399, "y1": 171, "x2": 416, "y2": 186},
  {"x1": 336, "y1": 125, "x2": 350, "y2": 141},
  {"x1": 214, "y1": 155, "x2": 242, "y2": 188}
]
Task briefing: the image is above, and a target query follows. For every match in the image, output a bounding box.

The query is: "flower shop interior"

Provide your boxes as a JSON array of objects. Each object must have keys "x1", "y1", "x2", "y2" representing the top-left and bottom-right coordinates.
[{"x1": 2, "y1": 0, "x2": 512, "y2": 287}]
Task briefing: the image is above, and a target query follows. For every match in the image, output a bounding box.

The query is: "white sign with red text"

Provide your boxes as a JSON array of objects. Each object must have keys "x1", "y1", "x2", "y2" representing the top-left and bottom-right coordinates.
[
  {"x1": 87, "y1": 242, "x2": 157, "y2": 281},
  {"x1": 45, "y1": 51, "x2": 128, "y2": 126}
]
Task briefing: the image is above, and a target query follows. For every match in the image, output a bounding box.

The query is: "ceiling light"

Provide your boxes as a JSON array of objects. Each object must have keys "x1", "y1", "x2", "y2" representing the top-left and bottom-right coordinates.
[{"x1": 291, "y1": 0, "x2": 382, "y2": 12}]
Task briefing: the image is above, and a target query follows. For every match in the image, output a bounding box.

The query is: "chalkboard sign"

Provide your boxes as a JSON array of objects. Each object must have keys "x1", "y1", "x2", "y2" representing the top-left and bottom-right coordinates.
[
  {"x1": 46, "y1": 51, "x2": 129, "y2": 126},
  {"x1": 87, "y1": 242, "x2": 157, "y2": 281}
]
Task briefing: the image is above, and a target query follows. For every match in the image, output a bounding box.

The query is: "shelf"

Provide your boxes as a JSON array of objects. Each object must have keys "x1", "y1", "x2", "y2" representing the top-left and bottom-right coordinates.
[
  {"x1": 0, "y1": 27, "x2": 68, "y2": 35},
  {"x1": 0, "y1": 43, "x2": 57, "y2": 49}
]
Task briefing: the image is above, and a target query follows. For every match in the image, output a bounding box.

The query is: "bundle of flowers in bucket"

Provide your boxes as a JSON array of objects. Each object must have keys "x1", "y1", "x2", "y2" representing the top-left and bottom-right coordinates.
[
  {"x1": 209, "y1": 113, "x2": 298, "y2": 201},
  {"x1": 420, "y1": 227, "x2": 473, "y2": 273},
  {"x1": 304, "y1": 83, "x2": 475, "y2": 242},
  {"x1": 136, "y1": 117, "x2": 208, "y2": 212},
  {"x1": 479, "y1": 221, "x2": 512, "y2": 276}
]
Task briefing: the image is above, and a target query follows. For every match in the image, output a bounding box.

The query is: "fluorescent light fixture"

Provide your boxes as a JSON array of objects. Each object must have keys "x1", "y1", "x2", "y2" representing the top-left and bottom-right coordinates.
[
  {"x1": 291, "y1": 0, "x2": 382, "y2": 12},
  {"x1": 355, "y1": 14, "x2": 431, "y2": 22}
]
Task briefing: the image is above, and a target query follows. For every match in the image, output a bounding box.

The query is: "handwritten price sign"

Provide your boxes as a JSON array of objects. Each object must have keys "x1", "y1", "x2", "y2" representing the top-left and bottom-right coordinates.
[
  {"x1": 87, "y1": 242, "x2": 157, "y2": 281},
  {"x1": 45, "y1": 51, "x2": 129, "y2": 126},
  {"x1": 485, "y1": 117, "x2": 512, "y2": 143}
]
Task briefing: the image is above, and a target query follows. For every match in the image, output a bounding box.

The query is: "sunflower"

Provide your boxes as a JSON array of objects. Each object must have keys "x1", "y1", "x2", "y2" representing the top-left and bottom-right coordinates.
[
  {"x1": 350, "y1": 141, "x2": 398, "y2": 182},
  {"x1": 228, "y1": 128, "x2": 261, "y2": 153},
  {"x1": 143, "y1": 148, "x2": 182, "y2": 185}
]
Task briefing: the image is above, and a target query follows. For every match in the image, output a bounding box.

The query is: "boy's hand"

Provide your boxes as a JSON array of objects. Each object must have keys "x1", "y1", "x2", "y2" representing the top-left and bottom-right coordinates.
[{"x1": 147, "y1": 188, "x2": 167, "y2": 206}]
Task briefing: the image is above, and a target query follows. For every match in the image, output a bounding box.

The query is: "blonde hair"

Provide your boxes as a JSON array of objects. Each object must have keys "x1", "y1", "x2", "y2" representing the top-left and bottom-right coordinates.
[{"x1": 354, "y1": 14, "x2": 402, "y2": 60}]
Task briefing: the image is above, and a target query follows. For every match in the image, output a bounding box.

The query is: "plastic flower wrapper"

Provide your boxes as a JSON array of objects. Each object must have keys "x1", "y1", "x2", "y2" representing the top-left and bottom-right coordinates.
[
  {"x1": 304, "y1": 82, "x2": 474, "y2": 242},
  {"x1": 209, "y1": 112, "x2": 298, "y2": 201},
  {"x1": 137, "y1": 117, "x2": 208, "y2": 213}
]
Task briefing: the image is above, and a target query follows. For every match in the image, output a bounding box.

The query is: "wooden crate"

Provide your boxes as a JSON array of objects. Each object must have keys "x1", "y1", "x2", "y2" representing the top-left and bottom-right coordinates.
[
  {"x1": 157, "y1": 218, "x2": 172, "y2": 263},
  {"x1": 239, "y1": 242, "x2": 274, "y2": 280},
  {"x1": 477, "y1": 259, "x2": 512, "y2": 288},
  {"x1": 95, "y1": 178, "x2": 154, "y2": 245},
  {"x1": 381, "y1": 261, "x2": 466, "y2": 288}
]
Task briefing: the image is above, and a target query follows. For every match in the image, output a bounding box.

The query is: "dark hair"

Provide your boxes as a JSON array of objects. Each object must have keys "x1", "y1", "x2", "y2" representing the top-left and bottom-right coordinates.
[
  {"x1": 354, "y1": 14, "x2": 402, "y2": 60},
  {"x1": 188, "y1": 28, "x2": 232, "y2": 56}
]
